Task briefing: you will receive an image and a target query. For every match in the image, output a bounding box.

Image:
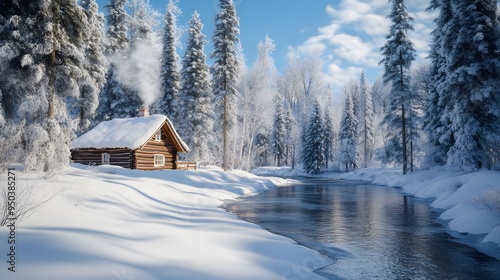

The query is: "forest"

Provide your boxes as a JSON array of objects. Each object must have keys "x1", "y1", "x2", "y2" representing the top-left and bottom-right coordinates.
[{"x1": 0, "y1": 0, "x2": 499, "y2": 174}]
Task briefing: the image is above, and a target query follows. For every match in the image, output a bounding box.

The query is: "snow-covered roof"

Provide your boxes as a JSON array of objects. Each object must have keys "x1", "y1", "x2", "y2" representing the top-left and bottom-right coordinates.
[{"x1": 71, "y1": 114, "x2": 189, "y2": 152}]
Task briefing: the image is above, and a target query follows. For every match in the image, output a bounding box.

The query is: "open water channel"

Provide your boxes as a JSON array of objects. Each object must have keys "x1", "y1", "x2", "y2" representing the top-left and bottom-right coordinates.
[{"x1": 224, "y1": 178, "x2": 500, "y2": 279}]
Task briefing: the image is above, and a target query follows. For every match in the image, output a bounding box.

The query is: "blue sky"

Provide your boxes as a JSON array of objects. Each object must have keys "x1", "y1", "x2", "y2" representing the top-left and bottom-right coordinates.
[{"x1": 97, "y1": 0, "x2": 438, "y2": 91}]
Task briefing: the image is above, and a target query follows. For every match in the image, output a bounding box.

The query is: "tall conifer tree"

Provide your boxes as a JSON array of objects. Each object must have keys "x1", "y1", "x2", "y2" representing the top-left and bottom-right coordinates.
[
  {"x1": 153, "y1": 0, "x2": 181, "y2": 123},
  {"x1": 444, "y1": 0, "x2": 500, "y2": 170},
  {"x1": 323, "y1": 106, "x2": 336, "y2": 169},
  {"x1": 358, "y1": 71, "x2": 375, "y2": 167},
  {"x1": 74, "y1": 0, "x2": 107, "y2": 134},
  {"x1": 424, "y1": 0, "x2": 454, "y2": 166},
  {"x1": 210, "y1": 0, "x2": 240, "y2": 171},
  {"x1": 338, "y1": 90, "x2": 358, "y2": 171},
  {"x1": 179, "y1": 11, "x2": 214, "y2": 163},
  {"x1": 302, "y1": 101, "x2": 325, "y2": 175},
  {"x1": 272, "y1": 99, "x2": 287, "y2": 166},
  {"x1": 380, "y1": 0, "x2": 416, "y2": 174},
  {"x1": 0, "y1": 0, "x2": 99, "y2": 171}
]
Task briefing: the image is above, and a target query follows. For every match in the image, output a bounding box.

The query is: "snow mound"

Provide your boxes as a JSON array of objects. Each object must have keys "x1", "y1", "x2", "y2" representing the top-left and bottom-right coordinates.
[{"x1": 0, "y1": 165, "x2": 330, "y2": 280}]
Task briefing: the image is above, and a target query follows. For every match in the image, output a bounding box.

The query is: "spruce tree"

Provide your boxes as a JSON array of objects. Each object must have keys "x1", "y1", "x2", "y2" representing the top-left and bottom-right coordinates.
[
  {"x1": 179, "y1": 11, "x2": 214, "y2": 163},
  {"x1": 210, "y1": 0, "x2": 240, "y2": 171},
  {"x1": 424, "y1": 0, "x2": 454, "y2": 166},
  {"x1": 73, "y1": 0, "x2": 107, "y2": 134},
  {"x1": 338, "y1": 90, "x2": 358, "y2": 171},
  {"x1": 302, "y1": 101, "x2": 325, "y2": 175},
  {"x1": 104, "y1": 0, "x2": 129, "y2": 54},
  {"x1": 153, "y1": 0, "x2": 181, "y2": 123},
  {"x1": 94, "y1": 0, "x2": 130, "y2": 123},
  {"x1": 255, "y1": 132, "x2": 270, "y2": 166},
  {"x1": 444, "y1": 0, "x2": 500, "y2": 170},
  {"x1": 380, "y1": 0, "x2": 416, "y2": 175},
  {"x1": 323, "y1": 106, "x2": 336, "y2": 169},
  {"x1": 272, "y1": 99, "x2": 287, "y2": 166},
  {"x1": 0, "y1": 0, "x2": 97, "y2": 171},
  {"x1": 0, "y1": 2, "x2": 28, "y2": 169},
  {"x1": 284, "y1": 100, "x2": 294, "y2": 166},
  {"x1": 358, "y1": 71, "x2": 375, "y2": 168}
]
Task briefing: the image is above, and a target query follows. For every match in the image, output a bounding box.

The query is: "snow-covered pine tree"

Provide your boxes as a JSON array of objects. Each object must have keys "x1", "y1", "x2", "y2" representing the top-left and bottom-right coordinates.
[
  {"x1": 152, "y1": 0, "x2": 181, "y2": 123},
  {"x1": 179, "y1": 11, "x2": 214, "y2": 163},
  {"x1": 272, "y1": 99, "x2": 287, "y2": 166},
  {"x1": 444, "y1": 0, "x2": 500, "y2": 171},
  {"x1": 380, "y1": 0, "x2": 416, "y2": 175},
  {"x1": 94, "y1": 0, "x2": 130, "y2": 123},
  {"x1": 323, "y1": 105, "x2": 336, "y2": 169},
  {"x1": 284, "y1": 100, "x2": 295, "y2": 167},
  {"x1": 210, "y1": 0, "x2": 240, "y2": 171},
  {"x1": 321, "y1": 84, "x2": 336, "y2": 169},
  {"x1": 0, "y1": 0, "x2": 95, "y2": 171},
  {"x1": 36, "y1": 0, "x2": 94, "y2": 171},
  {"x1": 342, "y1": 79, "x2": 360, "y2": 120},
  {"x1": 72, "y1": 0, "x2": 107, "y2": 135},
  {"x1": 104, "y1": 0, "x2": 129, "y2": 54},
  {"x1": 423, "y1": 0, "x2": 454, "y2": 166},
  {"x1": 358, "y1": 71, "x2": 375, "y2": 168},
  {"x1": 302, "y1": 101, "x2": 325, "y2": 175},
  {"x1": 254, "y1": 132, "x2": 270, "y2": 167},
  {"x1": 338, "y1": 89, "x2": 358, "y2": 171},
  {"x1": 0, "y1": 3, "x2": 29, "y2": 169}
]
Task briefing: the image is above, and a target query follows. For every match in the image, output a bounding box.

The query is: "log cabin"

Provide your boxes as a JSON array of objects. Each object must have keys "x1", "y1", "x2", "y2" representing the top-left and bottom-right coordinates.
[{"x1": 71, "y1": 112, "x2": 190, "y2": 170}]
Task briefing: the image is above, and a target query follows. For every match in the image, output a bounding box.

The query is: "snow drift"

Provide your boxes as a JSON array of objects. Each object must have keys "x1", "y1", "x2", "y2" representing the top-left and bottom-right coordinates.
[{"x1": 0, "y1": 165, "x2": 331, "y2": 280}]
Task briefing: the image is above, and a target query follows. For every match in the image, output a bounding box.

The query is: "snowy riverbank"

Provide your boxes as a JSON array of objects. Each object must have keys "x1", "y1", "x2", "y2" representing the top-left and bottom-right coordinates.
[
  {"x1": 0, "y1": 164, "x2": 331, "y2": 280},
  {"x1": 253, "y1": 166, "x2": 500, "y2": 259}
]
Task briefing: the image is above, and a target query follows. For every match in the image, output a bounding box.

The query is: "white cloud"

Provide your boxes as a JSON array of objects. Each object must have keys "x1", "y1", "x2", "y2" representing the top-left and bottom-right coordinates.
[
  {"x1": 288, "y1": 0, "x2": 436, "y2": 87},
  {"x1": 323, "y1": 63, "x2": 365, "y2": 89}
]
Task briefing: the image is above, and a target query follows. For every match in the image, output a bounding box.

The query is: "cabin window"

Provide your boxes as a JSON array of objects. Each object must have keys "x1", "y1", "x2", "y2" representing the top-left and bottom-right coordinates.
[
  {"x1": 101, "y1": 153, "x2": 110, "y2": 165},
  {"x1": 154, "y1": 154, "x2": 165, "y2": 167},
  {"x1": 154, "y1": 130, "x2": 162, "y2": 141}
]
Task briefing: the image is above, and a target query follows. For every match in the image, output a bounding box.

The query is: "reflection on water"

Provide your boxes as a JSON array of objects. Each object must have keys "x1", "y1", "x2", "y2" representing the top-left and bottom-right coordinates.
[{"x1": 225, "y1": 178, "x2": 500, "y2": 279}]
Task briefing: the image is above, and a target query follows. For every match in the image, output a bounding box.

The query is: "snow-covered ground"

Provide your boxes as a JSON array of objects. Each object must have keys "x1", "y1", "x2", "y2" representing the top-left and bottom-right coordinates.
[
  {"x1": 253, "y1": 166, "x2": 500, "y2": 259},
  {"x1": 0, "y1": 165, "x2": 331, "y2": 280}
]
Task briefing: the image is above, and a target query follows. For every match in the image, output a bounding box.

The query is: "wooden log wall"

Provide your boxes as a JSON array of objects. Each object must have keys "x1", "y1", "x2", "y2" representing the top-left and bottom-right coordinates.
[
  {"x1": 133, "y1": 127, "x2": 178, "y2": 170},
  {"x1": 71, "y1": 148, "x2": 133, "y2": 168}
]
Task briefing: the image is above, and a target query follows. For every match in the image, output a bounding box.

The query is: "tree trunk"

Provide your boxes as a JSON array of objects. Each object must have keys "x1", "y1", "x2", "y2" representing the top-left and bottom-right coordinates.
[
  {"x1": 47, "y1": 2, "x2": 59, "y2": 120},
  {"x1": 47, "y1": 49, "x2": 56, "y2": 120},
  {"x1": 400, "y1": 62, "x2": 407, "y2": 175},
  {"x1": 223, "y1": 91, "x2": 228, "y2": 171},
  {"x1": 410, "y1": 139, "x2": 414, "y2": 173},
  {"x1": 364, "y1": 122, "x2": 368, "y2": 168},
  {"x1": 402, "y1": 103, "x2": 407, "y2": 175}
]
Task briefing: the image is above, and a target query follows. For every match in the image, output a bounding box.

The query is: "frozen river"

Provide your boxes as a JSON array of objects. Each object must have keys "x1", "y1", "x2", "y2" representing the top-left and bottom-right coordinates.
[{"x1": 225, "y1": 178, "x2": 500, "y2": 279}]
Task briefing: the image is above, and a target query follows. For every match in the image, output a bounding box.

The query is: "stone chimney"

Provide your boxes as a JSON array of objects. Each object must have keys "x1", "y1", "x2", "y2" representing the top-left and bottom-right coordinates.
[{"x1": 138, "y1": 106, "x2": 149, "y2": 117}]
